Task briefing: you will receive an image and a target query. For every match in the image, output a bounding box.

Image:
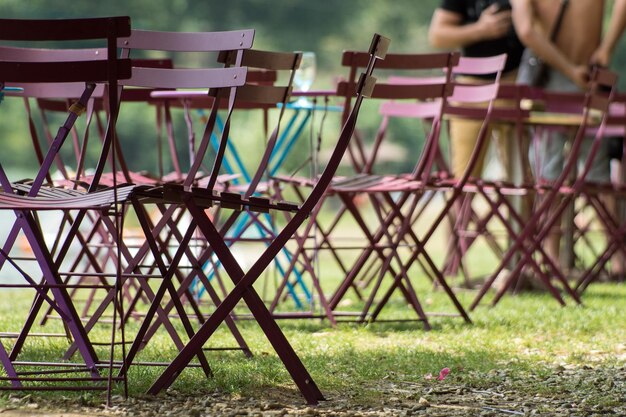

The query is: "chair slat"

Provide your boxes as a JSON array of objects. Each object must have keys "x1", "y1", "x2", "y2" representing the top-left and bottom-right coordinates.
[
  {"x1": 118, "y1": 29, "x2": 254, "y2": 52},
  {"x1": 219, "y1": 49, "x2": 301, "y2": 71},
  {"x1": 342, "y1": 51, "x2": 459, "y2": 70},
  {"x1": 0, "y1": 60, "x2": 131, "y2": 83},
  {"x1": 121, "y1": 66, "x2": 247, "y2": 89},
  {"x1": 0, "y1": 46, "x2": 108, "y2": 62},
  {"x1": 0, "y1": 17, "x2": 131, "y2": 41}
]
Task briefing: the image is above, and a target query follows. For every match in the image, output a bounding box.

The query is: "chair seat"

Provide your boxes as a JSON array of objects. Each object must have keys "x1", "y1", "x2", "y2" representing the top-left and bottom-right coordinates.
[
  {"x1": 160, "y1": 183, "x2": 300, "y2": 212},
  {"x1": 0, "y1": 184, "x2": 138, "y2": 210}
]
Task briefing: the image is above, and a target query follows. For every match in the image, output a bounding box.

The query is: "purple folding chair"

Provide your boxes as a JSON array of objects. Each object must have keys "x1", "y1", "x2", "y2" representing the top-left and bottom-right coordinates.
[
  {"x1": 572, "y1": 93, "x2": 626, "y2": 292},
  {"x1": 0, "y1": 16, "x2": 132, "y2": 399},
  {"x1": 0, "y1": 56, "x2": 199, "y2": 355},
  {"x1": 111, "y1": 46, "x2": 304, "y2": 371},
  {"x1": 55, "y1": 29, "x2": 257, "y2": 376},
  {"x1": 326, "y1": 55, "x2": 509, "y2": 325}
]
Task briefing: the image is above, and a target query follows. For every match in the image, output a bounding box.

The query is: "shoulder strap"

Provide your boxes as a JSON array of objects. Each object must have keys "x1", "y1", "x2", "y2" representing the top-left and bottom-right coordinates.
[{"x1": 550, "y1": 0, "x2": 569, "y2": 40}]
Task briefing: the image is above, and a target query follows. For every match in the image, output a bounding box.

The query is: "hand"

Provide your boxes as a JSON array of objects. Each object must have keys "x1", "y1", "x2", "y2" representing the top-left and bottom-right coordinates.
[
  {"x1": 476, "y1": 4, "x2": 513, "y2": 40},
  {"x1": 568, "y1": 64, "x2": 590, "y2": 90},
  {"x1": 590, "y1": 45, "x2": 611, "y2": 67}
]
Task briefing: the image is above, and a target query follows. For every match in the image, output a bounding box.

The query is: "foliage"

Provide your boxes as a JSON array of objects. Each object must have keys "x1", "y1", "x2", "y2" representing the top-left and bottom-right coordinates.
[{"x1": 1, "y1": 0, "x2": 625, "y2": 173}]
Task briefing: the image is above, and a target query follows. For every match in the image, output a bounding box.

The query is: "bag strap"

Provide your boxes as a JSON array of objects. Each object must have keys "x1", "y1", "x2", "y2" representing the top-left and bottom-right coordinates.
[{"x1": 549, "y1": 0, "x2": 569, "y2": 41}]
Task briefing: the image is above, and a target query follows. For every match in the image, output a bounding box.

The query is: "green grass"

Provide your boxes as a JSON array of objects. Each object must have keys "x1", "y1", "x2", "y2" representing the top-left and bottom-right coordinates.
[
  {"x1": 0, "y1": 198, "x2": 623, "y2": 413},
  {"x1": 0, "y1": 281, "x2": 624, "y2": 410}
]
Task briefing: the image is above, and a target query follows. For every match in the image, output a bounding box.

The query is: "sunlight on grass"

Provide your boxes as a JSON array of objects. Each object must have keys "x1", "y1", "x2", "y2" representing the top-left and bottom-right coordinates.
[{"x1": 0, "y1": 277, "x2": 624, "y2": 408}]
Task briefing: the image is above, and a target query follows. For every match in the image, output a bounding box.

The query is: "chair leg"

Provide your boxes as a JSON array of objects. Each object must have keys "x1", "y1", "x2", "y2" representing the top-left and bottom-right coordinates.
[
  {"x1": 21, "y1": 213, "x2": 101, "y2": 378},
  {"x1": 0, "y1": 341, "x2": 20, "y2": 387},
  {"x1": 148, "y1": 198, "x2": 324, "y2": 404},
  {"x1": 133, "y1": 210, "x2": 252, "y2": 358}
]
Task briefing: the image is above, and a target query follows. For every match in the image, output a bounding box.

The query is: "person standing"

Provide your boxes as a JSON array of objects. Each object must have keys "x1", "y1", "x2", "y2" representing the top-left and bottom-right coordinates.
[
  {"x1": 511, "y1": 0, "x2": 626, "y2": 273},
  {"x1": 429, "y1": 0, "x2": 525, "y2": 180}
]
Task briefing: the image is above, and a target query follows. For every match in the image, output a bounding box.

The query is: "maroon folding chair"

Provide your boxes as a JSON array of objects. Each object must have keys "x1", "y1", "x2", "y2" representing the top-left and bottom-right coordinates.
[
  {"x1": 437, "y1": 80, "x2": 534, "y2": 285},
  {"x1": 0, "y1": 46, "x2": 197, "y2": 371},
  {"x1": 135, "y1": 34, "x2": 388, "y2": 405},
  {"x1": 470, "y1": 66, "x2": 618, "y2": 308},
  {"x1": 321, "y1": 55, "x2": 507, "y2": 326},
  {"x1": 269, "y1": 51, "x2": 460, "y2": 325},
  {"x1": 55, "y1": 29, "x2": 258, "y2": 376},
  {"x1": 114, "y1": 46, "x2": 304, "y2": 367},
  {"x1": 572, "y1": 92, "x2": 626, "y2": 292},
  {"x1": 0, "y1": 16, "x2": 133, "y2": 399}
]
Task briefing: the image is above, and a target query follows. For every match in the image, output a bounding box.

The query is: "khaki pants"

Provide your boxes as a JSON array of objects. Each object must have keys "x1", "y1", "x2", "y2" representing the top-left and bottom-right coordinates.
[{"x1": 448, "y1": 71, "x2": 518, "y2": 179}]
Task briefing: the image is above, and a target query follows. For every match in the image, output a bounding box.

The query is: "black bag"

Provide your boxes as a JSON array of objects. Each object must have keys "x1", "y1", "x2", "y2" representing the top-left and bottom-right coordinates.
[{"x1": 516, "y1": 0, "x2": 569, "y2": 87}]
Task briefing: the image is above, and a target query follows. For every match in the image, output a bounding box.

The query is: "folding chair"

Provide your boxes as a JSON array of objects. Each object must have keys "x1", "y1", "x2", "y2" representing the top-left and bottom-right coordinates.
[
  {"x1": 53, "y1": 29, "x2": 258, "y2": 375},
  {"x1": 470, "y1": 66, "x2": 618, "y2": 308},
  {"x1": 318, "y1": 55, "x2": 508, "y2": 326},
  {"x1": 0, "y1": 16, "x2": 132, "y2": 398},
  {"x1": 573, "y1": 92, "x2": 626, "y2": 292},
  {"x1": 0, "y1": 48, "x2": 184, "y2": 363},
  {"x1": 438, "y1": 79, "x2": 533, "y2": 285},
  {"x1": 130, "y1": 33, "x2": 389, "y2": 405},
  {"x1": 118, "y1": 46, "x2": 305, "y2": 362},
  {"x1": 269, "y1": 51, "x2": 461, "y2": 325}
]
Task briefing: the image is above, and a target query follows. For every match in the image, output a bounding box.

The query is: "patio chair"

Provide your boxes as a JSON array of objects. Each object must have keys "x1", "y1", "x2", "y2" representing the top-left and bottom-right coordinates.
[
  {"x1": 269, "y1": 50, "x2": 461, "y2": 324},
  {"x1": 54, "y1": 28, "x2": 258, "y2": 374},
  {"x1": 470, "y1": 66, "x2": 618, "y2": 308},
  {"x1": 438, "y1": 80, "x2": 534, "y2": 284},
  {"x1": 0, "y1": 45, "x2": 213, "y2": 368},
  {"x1": 118, "y1": 45, "x2": 305, "y2": 362},
  {"x1": 139, "y1": 33, "x2": 388, "y2": 405},
  {"x1": 323, "y1": 54, "x2": 507, "y2": 325},
  {"x1": 571, "y1": 91, "x2": 626, "y2": 292},
  {"x1": 0, "y1": 16, "x2": 132, "y2": 397}
]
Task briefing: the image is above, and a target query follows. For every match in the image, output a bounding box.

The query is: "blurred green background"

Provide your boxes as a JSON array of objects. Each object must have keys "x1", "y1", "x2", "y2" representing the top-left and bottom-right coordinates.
[{"x1": 1, "y1": 0, "x2": 625, "y2": 176}]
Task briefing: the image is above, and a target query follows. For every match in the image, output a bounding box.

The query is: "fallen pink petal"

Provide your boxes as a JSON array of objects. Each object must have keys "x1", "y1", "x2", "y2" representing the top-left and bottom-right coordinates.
[
  {"x1": 424, "y1": 373, "x2": 433, "y2": 380},
  {"x1": 438, "y1": 367, "x2": 450, "y2": 380}
]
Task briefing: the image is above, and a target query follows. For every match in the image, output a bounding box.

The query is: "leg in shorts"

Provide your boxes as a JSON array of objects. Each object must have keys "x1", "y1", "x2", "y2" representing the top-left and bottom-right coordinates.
[
  {"x1": 528, "y1": 69, "x2": 610, "y2": 182},
  {"x1": 449, "y1": 72, "x2": 517, "y2": 180}
]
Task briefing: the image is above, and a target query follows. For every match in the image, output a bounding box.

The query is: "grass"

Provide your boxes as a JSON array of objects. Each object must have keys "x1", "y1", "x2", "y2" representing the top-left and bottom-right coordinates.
[
  {"x1": 0, "y1": 217, "x2": 615, "y2": 402},
  {"x1": 0, "y1": 280, "x2": 624, "y2": 411},
  {"x1": 0, "y1": 200, "x2": 623, "y2": 412}
]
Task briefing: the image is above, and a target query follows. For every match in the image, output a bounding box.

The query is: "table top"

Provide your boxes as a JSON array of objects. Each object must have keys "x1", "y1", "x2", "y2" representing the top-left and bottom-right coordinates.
[
  {"x1": 524, "y1": 111, "x2": 601, "y2": 127},
  {"x1": 518, "y1": 98, "x2": 604, "y2": 126}
]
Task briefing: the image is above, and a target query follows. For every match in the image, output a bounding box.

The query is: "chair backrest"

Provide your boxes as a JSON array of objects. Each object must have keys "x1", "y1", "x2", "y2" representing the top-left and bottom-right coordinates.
[
  {"x1": 0, "y1": 45, "x2": 111, "y2": 185},
  {"x1": 209, "y1": 48, "x2": 302, "y2": 196},
  {"x1": 0, "y1": 17, "x2": 132, "y2": 195},
  {"x1": 116, "y1": 29, "x2": 254, "y2": 188},
  {"x1": 337, "y1": 51, "x2": 460, "y2": 177},
  {"x1": 1, "y1": 50, "x2": 177, "y2": 188},
  {"x1": 442, "y1": 54, "x2": 508, "y2": 182},
  {"x1": 146, "y1": 49, "x2": 284, "y2": 188}
]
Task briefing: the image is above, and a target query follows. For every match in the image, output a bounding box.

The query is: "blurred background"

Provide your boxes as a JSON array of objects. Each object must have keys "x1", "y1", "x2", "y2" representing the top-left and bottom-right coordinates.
[{"x1": 2, "y1": 0, "x2": 625, "y2": 176}]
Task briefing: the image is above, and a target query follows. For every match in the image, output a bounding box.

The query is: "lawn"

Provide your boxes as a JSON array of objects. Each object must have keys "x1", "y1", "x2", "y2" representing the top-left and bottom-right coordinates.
[{"x1": 0, "y1": 280, "x2": 624, "y2": 416}]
